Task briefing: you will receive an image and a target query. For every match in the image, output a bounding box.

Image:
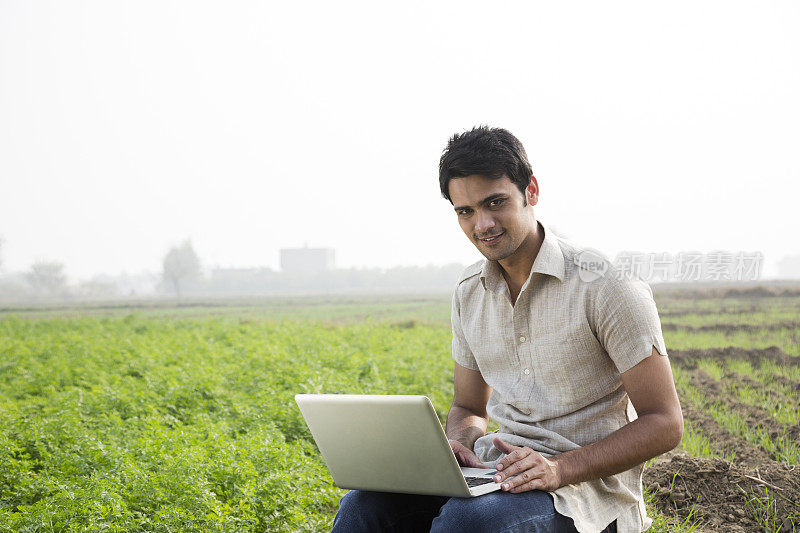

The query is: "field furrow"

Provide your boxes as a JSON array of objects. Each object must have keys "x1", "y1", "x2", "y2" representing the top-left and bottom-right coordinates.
[
  {"x1": 676, "y1": 397, "x2": 773, "y2": 466},
  {"x1": 687, "y1": 369, "x2": 800, "y2": 462},
  {"x1": 663, "y1": 321, "x2": 800, "y2": 334}
]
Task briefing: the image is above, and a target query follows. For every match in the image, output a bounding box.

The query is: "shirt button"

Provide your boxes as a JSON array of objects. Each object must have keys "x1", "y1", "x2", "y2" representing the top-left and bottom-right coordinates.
[
  {"x1": 519, "y1": 336, "x2": 526, "y2": 342},
  {"x1": 523, "y1": 368, "x2": 530, "y2": 375}
]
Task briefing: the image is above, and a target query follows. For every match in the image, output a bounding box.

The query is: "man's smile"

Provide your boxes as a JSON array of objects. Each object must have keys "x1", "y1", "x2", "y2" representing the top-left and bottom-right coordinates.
[{"x1": 477, "y1": 231, "x2": 505, "y2": 245}]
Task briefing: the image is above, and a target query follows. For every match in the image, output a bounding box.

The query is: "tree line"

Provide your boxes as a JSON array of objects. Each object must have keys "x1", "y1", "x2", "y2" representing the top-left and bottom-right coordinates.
[{"x1": 0, "y1": 239, "x2": 466, "y2": 301}]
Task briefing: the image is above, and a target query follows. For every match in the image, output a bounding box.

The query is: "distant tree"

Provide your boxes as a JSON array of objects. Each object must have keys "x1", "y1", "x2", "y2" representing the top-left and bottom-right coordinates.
[
  {"x1": 26, "y1": 260, "x2": 66, "y2": 295},
  {"x1": 162, "y1": 240, "x2": 201, "y2": 297}
]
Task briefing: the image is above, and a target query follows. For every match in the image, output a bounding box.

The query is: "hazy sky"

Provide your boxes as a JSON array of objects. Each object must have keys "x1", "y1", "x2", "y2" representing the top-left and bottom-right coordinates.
[{"x1": 1, "y1": 1, "x2": 798, "y2": 280}]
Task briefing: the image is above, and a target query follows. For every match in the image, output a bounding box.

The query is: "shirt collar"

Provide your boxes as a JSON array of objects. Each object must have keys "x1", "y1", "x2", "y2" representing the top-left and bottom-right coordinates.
[{"x1": 479, "y1": 222, "x2": 566, "y2": 293}]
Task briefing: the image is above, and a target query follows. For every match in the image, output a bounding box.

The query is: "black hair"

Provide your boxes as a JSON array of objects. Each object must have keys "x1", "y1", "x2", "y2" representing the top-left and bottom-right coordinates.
[{"x1": 438, "y1": 126, "x2": 533, "y2": 203}]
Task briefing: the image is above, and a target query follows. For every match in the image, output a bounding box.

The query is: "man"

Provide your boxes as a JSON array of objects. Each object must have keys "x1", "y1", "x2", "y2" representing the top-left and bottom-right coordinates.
[{"x1": 332, "y1": 127, "x2": 683, "y2": 532}]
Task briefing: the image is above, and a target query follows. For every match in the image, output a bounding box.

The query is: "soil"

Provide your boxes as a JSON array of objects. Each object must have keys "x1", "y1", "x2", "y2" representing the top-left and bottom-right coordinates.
[
  {"x1": 679, "y1": 396, "x2": 775, "y2": 467},
  {"x1": 644, "y1": 296, "x2": 800, "y2": 528},
  {"x1": 644, "y1": 454, "x2": 800, "y2": 532},
  {"x1": 662, "y1": 322, "x2": 800, "y2": 334},
  {"x1": 670, "y1": 346, "x2": 800, "y2": 398},
  {"x1": 727, "y1": 372, "x2": 800, "y2": 432},
  {"x1": 688, "y1": 369, "x2": 800, "y2": 450},
  {"x1": 660, "y1": 309, "x2": 749, "y2": 319},
  {"x1": 669, "y1": 347, "x2": 799, "y2": 368},
  {"x1": 656, "y1": 345, "x2": 800, "y2": 529},
  {"x1": 773, "y1": 374, "x2": 800, "y2": 396}
]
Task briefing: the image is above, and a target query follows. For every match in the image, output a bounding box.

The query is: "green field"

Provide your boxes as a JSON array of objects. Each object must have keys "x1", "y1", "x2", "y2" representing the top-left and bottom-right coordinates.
[{"x1": 1, "y1": 292, "x2": 798, "y2": 531}]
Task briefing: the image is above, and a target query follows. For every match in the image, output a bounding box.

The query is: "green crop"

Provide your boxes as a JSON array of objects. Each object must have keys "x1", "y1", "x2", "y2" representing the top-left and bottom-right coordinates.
[
  {"x1": 2, "y1": 291, "x2": 797, "y2": 531},
  {"x1": 0, "y1": 315, "x2": 458, "y2": 531}
]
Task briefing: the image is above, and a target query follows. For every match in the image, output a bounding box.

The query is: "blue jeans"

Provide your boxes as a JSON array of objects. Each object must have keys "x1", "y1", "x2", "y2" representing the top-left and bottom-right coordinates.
[{"x1": 331, "y1": 489, "x2": 617, "y2": 533}]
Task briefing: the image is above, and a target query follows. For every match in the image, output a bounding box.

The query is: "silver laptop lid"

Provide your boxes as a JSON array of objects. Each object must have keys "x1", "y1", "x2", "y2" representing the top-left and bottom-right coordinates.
[{"x1": 295, "y1": 394, "x2": 474, "y2": 497}]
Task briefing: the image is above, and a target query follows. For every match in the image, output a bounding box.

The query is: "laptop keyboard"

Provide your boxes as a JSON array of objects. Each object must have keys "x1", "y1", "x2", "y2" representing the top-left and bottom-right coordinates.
[{"x1": 465, "y1": 476, "x2": 495, "y2": 488}]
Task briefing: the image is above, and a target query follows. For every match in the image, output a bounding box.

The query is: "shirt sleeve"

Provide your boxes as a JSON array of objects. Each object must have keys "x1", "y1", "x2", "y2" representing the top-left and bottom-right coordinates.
[
  {"x1": 594, "y1": 275, "x2": 669, "y2": 374},
  {"x1": 451, "y1": 289, "x2": 480, "y2": 370}
]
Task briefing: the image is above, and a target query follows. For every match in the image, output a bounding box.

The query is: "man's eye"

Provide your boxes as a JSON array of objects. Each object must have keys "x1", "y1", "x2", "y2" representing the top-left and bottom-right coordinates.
[
  {"x1": 457, "y1": 209, "x2": 472, "y2": 216},
  {"x1": 489, "y1": 199, "x2": 505, "y2": 207}
]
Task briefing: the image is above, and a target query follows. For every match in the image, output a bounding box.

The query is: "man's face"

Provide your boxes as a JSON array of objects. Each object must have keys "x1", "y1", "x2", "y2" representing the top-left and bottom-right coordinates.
[{"x1": 448, "y1": 174, "x2": 539, "y2": 263}]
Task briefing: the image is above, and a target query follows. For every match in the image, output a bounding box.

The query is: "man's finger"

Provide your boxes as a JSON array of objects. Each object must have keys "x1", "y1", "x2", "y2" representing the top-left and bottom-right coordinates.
[
  {"x1": 493, "y1": 437, "x2": 518, "y2": 454},
  {"x1": 499, "y1": 447, "x2": 528, "y2": 466},
  {"x1": 459, "y1": 451, "x2": 488, "y2": 468},
  {"x1": 508, "y1": 476, "x2": 546, "y2": 493},
  {"x1": 502, "y1": 463, "x2": 546, "y2": 488},
  {"x1": 493, "y1": 438, "x2": 527, "y2": 469},
  {"x1": 450, "y1": 440, "x2": 488, "y2": 468},
  {"x1": 493, "y1": 439, "x2": 533, "y2": 471},
  {"x1": 494, "y1": 453, "x2": 539, "y2": 482}
]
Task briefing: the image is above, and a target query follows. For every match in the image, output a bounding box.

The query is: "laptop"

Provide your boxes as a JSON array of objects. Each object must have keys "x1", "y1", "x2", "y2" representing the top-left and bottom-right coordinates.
[{"x1": 294, "y1": 394, "x2": 503, "y2": 497}]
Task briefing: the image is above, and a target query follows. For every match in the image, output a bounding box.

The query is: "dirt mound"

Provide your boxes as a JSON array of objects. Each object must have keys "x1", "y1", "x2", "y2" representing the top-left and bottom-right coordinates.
[
  {"x1": 688, "y1": 369, "x2": 800, "y2": 449},
  {"x1": 645, "y1": 454, "x2": 800, "y2": 531},
  {"x1": 723, "y1": 286, "x2": 781, "y2": 298},
  {"x1": 670, "y1": 346, "x2": 798, "y2": 367},
  {"x1": 663, "y1": 322, "x2": 800, "y2": 334},
  {"x1": 773, "y1": 374, "x2": 800, "y2": 396},
  {"x1": 661, "y1": 310, "x2": 730, "y2": 318},
  {"x1": 679, "y1": 399, "x2": 775, "y2": 467}
]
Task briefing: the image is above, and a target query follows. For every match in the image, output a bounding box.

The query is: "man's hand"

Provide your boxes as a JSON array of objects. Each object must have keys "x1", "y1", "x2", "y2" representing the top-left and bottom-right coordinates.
[
  {"x1": 449, "y1": 439, "x2": 488, "y2": 468},
  {"x1": 492, "y1": 438, "x2": 561, "y2": 492}
]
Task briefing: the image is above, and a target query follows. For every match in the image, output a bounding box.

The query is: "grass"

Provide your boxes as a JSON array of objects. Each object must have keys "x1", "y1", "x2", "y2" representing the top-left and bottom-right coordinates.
[
  {"x1": 2, "y1": 291, "x2": 799, "y2": 531},
  {"x1": 0, "y1": 294, "x2": 454, "y2": 324},
  {"x1": 743, "y1": 486, "x2": 800, "y2": 533},
  {"x1": 677, "y1": 418, "x2": 734, "y2": 462},
  {"x1": 732, "y1": 383, "x2": 800, "y2": 427},
  {"x1": 728, "y1": 359, "x2": 800, "y2": 406},
  {"x1": 643, "y1": 484, "x2": 703, "y2": 533},
  {"x1": 760, "y1": 359, "x2": 800, "y2": 383},
  {"x1": 692, "y1": 358, "x2": 800, "y2": 428},
  {"x1": 663, "y1": 327, "x2": 800, "y2": 356},
  {"x1": 655, "y1": 294, "x2": 800, "y2": 315},
  {"x1": 726, "y1": 358, "x2": 756, "y2": 378},
  {"x1": 673, "y1": 366, "x2": 800, "y2": 465},
  {"x1": 0, "y1": 315, "x2": 457, "y2": 531},
  {"x1": 660, "y1": 308, "x2": 800, "y2": 328},
  {"x1": 696, "y1": 358, "x2": 725, "y2": 381}
]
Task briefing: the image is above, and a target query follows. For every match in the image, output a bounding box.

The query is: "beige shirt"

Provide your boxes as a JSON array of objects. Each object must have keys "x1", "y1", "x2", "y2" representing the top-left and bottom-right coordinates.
[{"x1": 451, "y1": 223, "x2": 668, "y2": 533}]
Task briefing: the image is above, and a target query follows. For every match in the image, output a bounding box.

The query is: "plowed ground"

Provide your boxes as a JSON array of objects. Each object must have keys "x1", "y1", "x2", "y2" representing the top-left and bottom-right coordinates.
[
  {"x1": 646, "y1": 454, "x2": 799, "y2": 532},
  {"x1": 645, "y1": 347, "x2": 800, "y2": 530}
]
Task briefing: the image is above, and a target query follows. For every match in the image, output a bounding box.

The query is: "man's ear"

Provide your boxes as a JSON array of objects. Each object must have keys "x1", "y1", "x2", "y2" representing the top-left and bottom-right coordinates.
[{"x1": 526, "y1": 175, "x2": 539, "y2": 206}]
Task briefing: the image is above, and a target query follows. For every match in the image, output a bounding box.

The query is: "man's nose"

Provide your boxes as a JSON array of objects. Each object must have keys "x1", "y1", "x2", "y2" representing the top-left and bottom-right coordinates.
[{"x1": 474, "y1": 211, "x2": 496, "y2": 234}]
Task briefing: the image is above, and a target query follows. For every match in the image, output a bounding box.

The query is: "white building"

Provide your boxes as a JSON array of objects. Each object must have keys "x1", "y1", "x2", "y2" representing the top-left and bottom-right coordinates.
[{"x1": 280, "y1": 246, "x2": 335, "y2": 273}]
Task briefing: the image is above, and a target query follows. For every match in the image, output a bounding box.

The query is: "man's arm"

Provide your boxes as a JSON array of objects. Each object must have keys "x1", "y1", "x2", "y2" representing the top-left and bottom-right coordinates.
[
  {"x1": 492, "y1": 347, "x2": 683, "y2": 492},
  {"x1": 445, "y1": 362, "x2": 493, "y2": 468}
]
